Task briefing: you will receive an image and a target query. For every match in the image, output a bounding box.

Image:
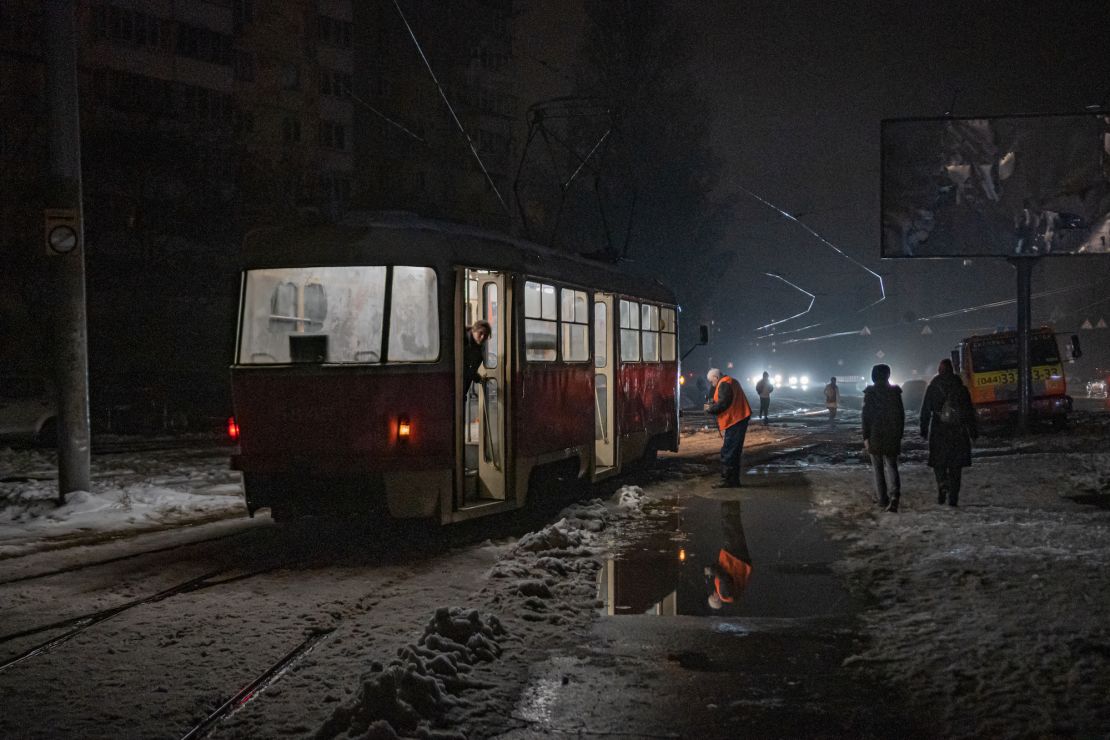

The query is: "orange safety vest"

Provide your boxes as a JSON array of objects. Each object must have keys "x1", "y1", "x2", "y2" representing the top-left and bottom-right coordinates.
[
  {"x1": 712, "y1": 549, "x2": 753, "y2": 603},
  {"x1": 714, "y1": 375, "x2": 752, "y2": 430}
]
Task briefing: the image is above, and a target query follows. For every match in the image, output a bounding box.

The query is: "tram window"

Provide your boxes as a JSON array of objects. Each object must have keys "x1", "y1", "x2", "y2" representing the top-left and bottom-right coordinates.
[
  {"x1": 641, "y1": 304, "x2": 660, "y2": 362},
  {"x1": 483, "y1": 282, "x2": 499, "y2": 369},
  {"x1": 619, "y1": 299, "x2": 640, "y2": 362},
  {"x1": 240, "y1": 266, "x2": 385, "y2": 364},
  {"x1": 525, "y1": 280, "x2": 557, "y2": 361},
  {"x1": 661, "y1": 306, "x2": 676, "y2": 361},
  {"x1": 388, "y1": 266, "x2": 439, "y2": 362},
  {"x1": 594, "y1": 302, "x2": 607, "y2": 368},
  {"x1": 561, "y1": 288, "x2": 589, "y2": 362}
]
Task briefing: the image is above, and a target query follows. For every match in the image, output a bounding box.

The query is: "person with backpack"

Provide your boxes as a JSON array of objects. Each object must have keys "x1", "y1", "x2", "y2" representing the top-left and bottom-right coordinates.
[
  {"x1": 920, "y1": 358, "x2": 978, "y2": 506},
  {"x1": 861, "y1": 364, "x2": 905, "y2": 511}
]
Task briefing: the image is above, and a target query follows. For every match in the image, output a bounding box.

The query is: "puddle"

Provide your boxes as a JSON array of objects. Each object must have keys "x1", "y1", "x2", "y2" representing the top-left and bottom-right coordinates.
[{"x1": 599, "y1": 478, "x2": 855, "y2": 619}]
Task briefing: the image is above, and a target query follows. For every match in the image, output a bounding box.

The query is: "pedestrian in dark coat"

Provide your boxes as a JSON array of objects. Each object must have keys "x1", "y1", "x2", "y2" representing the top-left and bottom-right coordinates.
[
  {"x1": 920, "y1": 358, "x2": 978, "y2": 506},
  {"x1": 861, "y1": 364, "x2": 905, "y2": 511}
]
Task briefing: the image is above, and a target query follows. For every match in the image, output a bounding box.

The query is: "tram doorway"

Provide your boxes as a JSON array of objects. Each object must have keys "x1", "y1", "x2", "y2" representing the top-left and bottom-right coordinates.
[
  {"x1": 459, "y1": 268, "x2": 509, "y2": 508},
  {"x1": 593, "y1": 292, "x2": 617, "y2": 478}
]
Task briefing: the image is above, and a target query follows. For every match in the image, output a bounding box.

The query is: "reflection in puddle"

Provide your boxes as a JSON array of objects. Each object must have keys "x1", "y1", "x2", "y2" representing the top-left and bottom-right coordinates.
[{"x1": 599, "y1": 487, "x2": 853, "y2": 619}]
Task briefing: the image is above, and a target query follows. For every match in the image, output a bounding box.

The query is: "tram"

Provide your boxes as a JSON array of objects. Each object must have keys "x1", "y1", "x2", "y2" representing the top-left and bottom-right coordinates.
[{"x1": 229, "y1": 213, "x2": 680, "y2": 522}]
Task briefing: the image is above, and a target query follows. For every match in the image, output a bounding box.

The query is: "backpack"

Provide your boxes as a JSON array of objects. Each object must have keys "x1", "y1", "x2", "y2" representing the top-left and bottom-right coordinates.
[{"x1": 937, "y1": 388, "x2": 959, "y2": 425}]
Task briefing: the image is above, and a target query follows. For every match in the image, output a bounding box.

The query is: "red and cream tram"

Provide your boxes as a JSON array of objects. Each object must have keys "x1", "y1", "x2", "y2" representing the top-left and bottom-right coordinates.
[{"x1": 229, "y1": 213, "x2": 679, "y2": 523}]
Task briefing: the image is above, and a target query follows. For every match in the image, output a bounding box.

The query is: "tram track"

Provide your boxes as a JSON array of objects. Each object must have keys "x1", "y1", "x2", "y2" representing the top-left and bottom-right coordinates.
[
  {"x1": 0, "y1": 565, "x2": 282, "y2": 674},
  {"x1": 0, "y1": 528, "x2": 257, "y2": 587},
  {"x1": 179, "y1": 628, "x2": 335, "y2": 740}
]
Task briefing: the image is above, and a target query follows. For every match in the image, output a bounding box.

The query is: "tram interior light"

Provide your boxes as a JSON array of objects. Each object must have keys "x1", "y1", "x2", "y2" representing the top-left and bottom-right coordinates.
[{"x1": 398, "y1": 416, "x2": 411, "y2": 439}]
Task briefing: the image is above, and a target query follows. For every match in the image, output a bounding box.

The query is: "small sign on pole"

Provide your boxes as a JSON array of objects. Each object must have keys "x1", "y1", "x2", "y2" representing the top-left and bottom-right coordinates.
[{"x1": 44, "y1": 208, "x2": 81, "y2": 256}]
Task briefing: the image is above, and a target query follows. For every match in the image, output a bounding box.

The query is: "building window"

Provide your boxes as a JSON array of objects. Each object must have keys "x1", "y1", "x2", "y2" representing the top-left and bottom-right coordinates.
[
  {"x1": 319, "y1": 120, "x2": 346, "y2": 150},
  {"x1": 233, "y1": 49, "x2": 255, "y2": 81},
  {"x1": 281, "y1": 64, "x2": 300, "y2": 91},
  {"x1": 282, "y1": 117, "x2": 301, "y2": 143},
  {"x1": 320, "y1": 69, "x2": 352, "y2": 98},
  {"x1": 318, "y1": 15, "x2": 352, "y2": 48},
  {"x1": 233, "y1": 0, "x2": 253, "y2": 30}
]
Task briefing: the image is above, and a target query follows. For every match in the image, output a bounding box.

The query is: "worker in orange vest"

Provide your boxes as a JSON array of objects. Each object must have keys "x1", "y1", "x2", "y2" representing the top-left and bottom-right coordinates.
[
  {"x1": 703, "y1": 368, "x2": 753, "y2": 488},
  {"x1": 705, "y1": 500, "x2": 753, "y2": 609}
]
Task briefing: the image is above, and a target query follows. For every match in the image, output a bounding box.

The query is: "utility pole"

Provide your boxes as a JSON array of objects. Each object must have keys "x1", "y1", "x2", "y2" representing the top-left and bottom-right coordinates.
[
  {"x1": 45, "y1": 0, "x2": 91, "y2": 503},
  {"x1": 1008, "y1": 256, "x2": 1037, "y2": 434}
]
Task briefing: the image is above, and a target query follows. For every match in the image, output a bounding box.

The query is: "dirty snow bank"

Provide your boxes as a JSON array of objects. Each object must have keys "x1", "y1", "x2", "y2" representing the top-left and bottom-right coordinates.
[
  {"x1": 316, "y1": 485, "x2": 650, "y2": 739},
  {"x1": 811, "y1": 446, "x2": 1110, "y2": 738},
  {"x1": 0, "y1": 446, "x2": 244, "y2": 557}
]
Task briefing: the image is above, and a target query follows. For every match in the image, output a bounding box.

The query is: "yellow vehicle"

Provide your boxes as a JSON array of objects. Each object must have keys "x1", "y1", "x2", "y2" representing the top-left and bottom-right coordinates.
[{"x1": 951, "y1": 328, "x2": 1071, "y2": 425}]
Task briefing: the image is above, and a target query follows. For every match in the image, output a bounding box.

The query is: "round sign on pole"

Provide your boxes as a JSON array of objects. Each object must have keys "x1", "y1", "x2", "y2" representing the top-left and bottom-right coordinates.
[
  {"x1": 48, "y1": 224, "x2": 78, "y2": 254},
  {"x1": 44, "y1": 208, "x2": 81, "y2": 256}
]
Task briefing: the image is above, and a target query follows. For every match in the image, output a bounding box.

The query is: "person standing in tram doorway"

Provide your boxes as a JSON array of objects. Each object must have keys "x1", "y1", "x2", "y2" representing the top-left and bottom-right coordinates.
[
  {"x1": 704, "y1": 368, "x2": 753, "y2": 488},
  {"x1": 755, "y1": 371, "x2": 774, "y2": 424},
  {"x1": 463, "y1": 320, "x2": 491, "y2": 395},
  {"x1": 862, "y1": 364, "x2": 905, "y2": 512},
  {"x1": 824, "y1": 376, "x2": 840, "y2": 422},
  {"x1": 920, "y1": 358, "x2": 977, "y2": 506}
]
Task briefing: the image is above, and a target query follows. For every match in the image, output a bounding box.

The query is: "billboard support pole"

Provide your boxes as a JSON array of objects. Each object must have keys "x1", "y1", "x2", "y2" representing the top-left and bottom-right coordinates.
[{"x1": 1008, "y1": 256, "x2": 1037, "y2": 434}]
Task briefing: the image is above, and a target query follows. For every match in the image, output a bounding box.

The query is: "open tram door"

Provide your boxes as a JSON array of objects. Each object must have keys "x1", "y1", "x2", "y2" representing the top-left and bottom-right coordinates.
[
  {"x1": 593, "y1": 292, "x2": 618, "y2": 480},
  {"x1": 457, "y1": 268, "x2": 510, "y2": 513}
]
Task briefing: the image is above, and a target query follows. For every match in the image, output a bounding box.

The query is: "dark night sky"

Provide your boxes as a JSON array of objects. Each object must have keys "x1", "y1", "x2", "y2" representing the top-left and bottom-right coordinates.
[{"x1": 516, "y1": 1, "x2": 1110, "y2": 380}]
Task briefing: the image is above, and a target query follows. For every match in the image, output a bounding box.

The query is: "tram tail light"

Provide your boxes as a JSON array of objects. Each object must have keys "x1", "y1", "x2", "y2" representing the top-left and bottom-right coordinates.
[
  {"x1": 227, "y1": 416, "x2": 240, "y2": 441},
  {"x1": 398, "y1": 416, "x2": 411, "y2": 440}
]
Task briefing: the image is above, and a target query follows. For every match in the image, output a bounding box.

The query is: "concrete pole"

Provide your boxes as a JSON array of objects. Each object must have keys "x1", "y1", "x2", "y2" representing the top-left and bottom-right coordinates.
[
  {"x1": 1009, "y1": 257, "x2": 1036, "y2": 434},
  {"x1": 45, "y1": 0, "x2": 91, "y2": 501}
]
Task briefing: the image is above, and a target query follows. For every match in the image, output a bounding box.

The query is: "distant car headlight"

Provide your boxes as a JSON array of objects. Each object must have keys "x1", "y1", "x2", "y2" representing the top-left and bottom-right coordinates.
[
  {"x1": 800, "y1": 375, "x2": 810, "y2": 386},
  {"x1": 788, "y1": 375, "x2": 798, "y2": 386}
]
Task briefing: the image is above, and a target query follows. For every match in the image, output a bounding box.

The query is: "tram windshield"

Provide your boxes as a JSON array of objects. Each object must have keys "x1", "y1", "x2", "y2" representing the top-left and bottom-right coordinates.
[{"x1": 237, "y1": 266, "x2": 439, "y2": 364}]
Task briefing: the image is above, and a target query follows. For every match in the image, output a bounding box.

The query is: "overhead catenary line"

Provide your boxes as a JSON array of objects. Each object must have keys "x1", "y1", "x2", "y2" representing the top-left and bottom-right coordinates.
[
  {"x1": 738, "y1": 185, "x2": 886, "y2": 310},
  {"x1": 391, "y1": 0, "x2": 510, "y2": 215},
  {"x1": 753, "y1": 272, "x2": 815, "y2": 332},
  {"x1": 347, "y1": 88, "x2": 427, "y2": 143},
  {"x1": 779, "y1": 281, "x2": 1097, "y2": 345}
]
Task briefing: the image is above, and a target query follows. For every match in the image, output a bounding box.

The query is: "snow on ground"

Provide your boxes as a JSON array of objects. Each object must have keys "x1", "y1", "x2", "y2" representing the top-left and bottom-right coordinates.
[
  {"x1": 809, "y1": 423, "x2": 1110, "y2": 738},
  {"x1": 4, "y1": 419, "x2": 1110, "y2": 737},
  {"x1": 0, "y1": 445, "x2": 244, "y2": 558},
  {"x1": 313, "y1": 486, "x2": 653, "y2": 739}
]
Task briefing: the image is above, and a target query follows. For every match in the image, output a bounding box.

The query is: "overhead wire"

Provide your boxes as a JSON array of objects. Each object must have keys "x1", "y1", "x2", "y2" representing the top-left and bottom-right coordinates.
[
  {"x1": 753, "y1": 272, "x2": 815, "y2": 332},
  {"x1": 391, "y1": 0, "x2": 510, "y2": 216},
  {"x1": 738, "y1": 185, "x2": 886, "y2": 310},
  {"x1": 346, "y1": 88, "x2": 427, "y2": 143}
]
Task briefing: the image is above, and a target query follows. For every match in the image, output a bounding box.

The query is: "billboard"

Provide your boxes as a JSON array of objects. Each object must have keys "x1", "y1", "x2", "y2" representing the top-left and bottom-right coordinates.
[{"x1": 881, "y1": 113, "x2": 1110, "y2": 257}]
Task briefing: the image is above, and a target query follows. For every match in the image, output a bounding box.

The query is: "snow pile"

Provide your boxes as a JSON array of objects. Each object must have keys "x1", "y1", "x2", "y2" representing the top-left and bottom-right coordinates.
[
  {"x1": 813, "y1": 451, "x2": 1110, "y2": 738},
  {"x1": 317, "y1": 607, "x2": 506, "y2": 740},
  {"x1": 0, "y1": 446, "x2": 244, "y2": 556}
]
